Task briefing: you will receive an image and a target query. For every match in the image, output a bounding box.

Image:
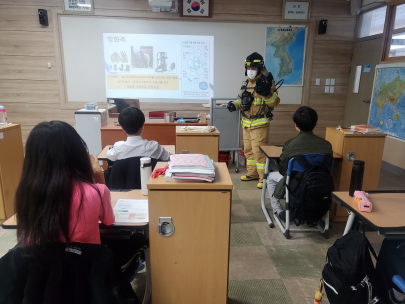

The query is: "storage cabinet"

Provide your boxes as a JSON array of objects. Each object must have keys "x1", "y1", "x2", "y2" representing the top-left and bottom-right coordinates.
[
  {"x1": 147, "y1": 163, "x2": 232, "y2": 304},
  {"x1": 175, "y1": 126, "x2": 220, "y2": 161},
  {"x1": 0, "y1": 124, "x2": 24, "y2": 223},
  {"x1": 325, "y1": 127, "x2": 386, "y2": 221}
]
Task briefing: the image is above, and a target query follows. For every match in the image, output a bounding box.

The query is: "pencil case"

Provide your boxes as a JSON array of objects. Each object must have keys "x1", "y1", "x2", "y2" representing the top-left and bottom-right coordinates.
[{"x1": 353, "y1": 191, "x2": 372, "y2": 213}]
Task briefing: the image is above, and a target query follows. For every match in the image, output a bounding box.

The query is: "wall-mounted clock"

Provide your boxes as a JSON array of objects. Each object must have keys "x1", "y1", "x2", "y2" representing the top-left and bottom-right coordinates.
[{"x1": 180, "y1": 0, "x2": 212, "y2": 18}]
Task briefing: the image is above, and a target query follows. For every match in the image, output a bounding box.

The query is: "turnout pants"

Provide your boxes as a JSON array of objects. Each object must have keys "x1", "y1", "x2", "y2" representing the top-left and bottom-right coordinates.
[{"x1": 243, "y1": 126, "x2": 268, "y2": 182}]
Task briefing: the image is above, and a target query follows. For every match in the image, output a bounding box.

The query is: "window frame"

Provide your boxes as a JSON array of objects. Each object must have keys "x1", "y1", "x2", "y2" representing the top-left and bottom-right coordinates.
[
  {"x1": 355, "y1": 4, "x2": 388, "y2": 41},
  {"x1": 381, "y1": 4, "x2": 405, "y2": 62}
]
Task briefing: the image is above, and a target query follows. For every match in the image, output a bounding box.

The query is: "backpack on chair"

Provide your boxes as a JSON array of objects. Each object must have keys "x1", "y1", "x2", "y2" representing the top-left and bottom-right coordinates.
[
  {"x1": 322, "y1": 230, "x2": 382, "y2": 304},
  {"x1": 289, "y1": 154, "x2": 334, "y2": 226}
]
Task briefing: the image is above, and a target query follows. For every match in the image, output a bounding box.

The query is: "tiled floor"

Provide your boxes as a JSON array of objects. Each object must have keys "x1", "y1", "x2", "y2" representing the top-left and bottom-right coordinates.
[{"x1": 1, "y1": 162, "x2": 404, "y2": 303}]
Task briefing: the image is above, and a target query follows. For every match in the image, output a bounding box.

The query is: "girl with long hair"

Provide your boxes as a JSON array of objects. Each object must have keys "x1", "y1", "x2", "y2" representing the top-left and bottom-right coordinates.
[{"x1": 16, "y1": 120, "x2": 114, "y2": 246}]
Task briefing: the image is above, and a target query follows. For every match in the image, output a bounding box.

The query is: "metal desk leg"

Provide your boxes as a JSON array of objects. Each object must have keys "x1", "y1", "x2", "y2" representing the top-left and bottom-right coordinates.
[
  {"x1": 343, "y1": 211, "x2": 356, "y2": 236},
  {"x1": 261, "y1": 157, "x2": 274, "y2": 228},
  {"x1": 235, "y1": 151, "x2": 239, "y2": 173}
]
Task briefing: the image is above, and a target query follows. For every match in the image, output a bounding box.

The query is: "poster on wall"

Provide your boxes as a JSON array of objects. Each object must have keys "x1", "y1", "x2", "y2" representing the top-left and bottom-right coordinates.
[
  {"x1": 265, "y1": 25, "x2": 307, "y2": 86},
  {"x1": 368, "y1": 63, "x2": 405, "y2": 140}
]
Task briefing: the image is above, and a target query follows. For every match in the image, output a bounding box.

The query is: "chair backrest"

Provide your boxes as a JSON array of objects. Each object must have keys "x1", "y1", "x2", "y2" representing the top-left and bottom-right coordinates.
[
  {"x1": 148, "y1": 111, "x2": 177, "y2": 118},
  {"x1": 105, "y1": 157, "x2": 159, "y2": 190},
  {"x1": 287, "y1": 153, "x2": 333, "y2": 176},
  {"x1": 0, "y1": 243, "x2": 138, "y2": 304}
]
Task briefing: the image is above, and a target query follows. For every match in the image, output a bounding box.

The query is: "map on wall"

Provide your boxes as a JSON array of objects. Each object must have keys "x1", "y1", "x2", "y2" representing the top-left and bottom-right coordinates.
[
  {"x1": 265, "y1": 25, "x2": 306, "y2": 86},
  {"x1": 368, "y1": 65, "x2": 405, "y2": 140}
]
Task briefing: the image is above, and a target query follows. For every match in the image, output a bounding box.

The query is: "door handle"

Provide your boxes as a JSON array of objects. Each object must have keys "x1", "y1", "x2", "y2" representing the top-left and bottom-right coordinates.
[
  {"x1": 347, "y1": 151, "x2": 356, "y2": 162},
  {"x1": 157, "y1": 217, "x2": 175, "y2": 237}
]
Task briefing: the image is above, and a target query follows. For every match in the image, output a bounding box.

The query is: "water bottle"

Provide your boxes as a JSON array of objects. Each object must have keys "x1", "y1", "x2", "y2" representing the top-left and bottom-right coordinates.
[
  {"x1": 0, "y1": 105, "x2": 8, "y2": 128},
  {"x1": 349, "y1": 160, "x2": 365, "y2": 197},
  {"x1": 140, "y1": 157, "x2": 152, "y2": 196}
]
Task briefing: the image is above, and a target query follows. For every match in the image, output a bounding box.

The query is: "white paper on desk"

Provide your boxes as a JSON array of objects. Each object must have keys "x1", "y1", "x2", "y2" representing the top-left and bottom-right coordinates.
[{"x1": 113, "y1": 199, "x2": 148, "y2": 223}]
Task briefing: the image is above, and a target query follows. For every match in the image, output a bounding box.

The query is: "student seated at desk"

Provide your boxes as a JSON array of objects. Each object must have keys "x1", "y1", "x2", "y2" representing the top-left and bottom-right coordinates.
[
  {"x1": 267, "y1": 106, "x2": 333, "y2": 221},
  {"x1": 107, "y1": 107, "x2": 171, "y2": 161},
  {"x1": 13, "y1": 121, "x2": 144, "y2": 280}
]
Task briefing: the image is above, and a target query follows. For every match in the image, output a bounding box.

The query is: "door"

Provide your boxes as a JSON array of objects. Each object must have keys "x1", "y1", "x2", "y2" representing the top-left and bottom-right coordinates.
[{"x1": 344, "y1": 38, "x2": 383, "y2": 126}]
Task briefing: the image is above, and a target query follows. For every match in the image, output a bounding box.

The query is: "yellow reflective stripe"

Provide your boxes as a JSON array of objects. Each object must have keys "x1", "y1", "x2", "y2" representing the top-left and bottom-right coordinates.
[
  {"x1": 246, "y1": 159, "x2": 256, "y2": 165},
  {"x1": 256, "y1": 163, "x2": 265, "y2": 170},
  {"x1": 234, "y1": 99, "x2": 241, "y2": 106},
  {"x1": 264, "y1": 93, "x2": 278, "y2": 104},
  {"x1": 241, "y1": 117, "x2": 270, "y2": 127},
  {"x1": 253, "y1": 59, "x2": 261, "y2": 62}
]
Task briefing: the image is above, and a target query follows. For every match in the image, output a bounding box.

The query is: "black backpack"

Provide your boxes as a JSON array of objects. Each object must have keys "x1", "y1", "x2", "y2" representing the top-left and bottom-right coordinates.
[
  {"x1": 289, "y1": 154, "x2": 334, "y2": 225},
  {"x1": 322, "y1": 231, "x2": 381, "y2": 304}
]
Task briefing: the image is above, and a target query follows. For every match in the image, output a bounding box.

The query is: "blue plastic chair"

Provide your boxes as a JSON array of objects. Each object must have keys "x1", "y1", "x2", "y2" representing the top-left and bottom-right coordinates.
[
  {"x1": 274, "y1": 153, "x2": 334, "y2": 239},
  {"x1": 393, "y1": 275, "x2": 405, "y2": 293}
]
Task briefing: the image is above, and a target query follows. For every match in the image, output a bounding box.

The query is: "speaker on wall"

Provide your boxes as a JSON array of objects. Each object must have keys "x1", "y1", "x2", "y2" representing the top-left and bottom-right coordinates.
[
  {"x1": 318, "y1": 20, "x2": 327, "y2": 35},
  {"x1": 38, "y1": 9, "x2": 49, "y2": 26}
]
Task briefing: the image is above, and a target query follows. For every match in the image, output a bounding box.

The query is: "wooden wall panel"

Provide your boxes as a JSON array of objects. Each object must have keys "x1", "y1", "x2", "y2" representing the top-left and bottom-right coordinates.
[
  {"x1": 0, "y1": 56, "x2": 58, "y2": 80},
  {"x1": 0, "y1": 5, "x2": 53, "y2": 32},
  {"x1": 0, "y1": 31, "x2": 55, "y2": 56},
  {"x1": 0, "y1": 80, "x2": 60, "y2": 104},
  {"x1": 314, "y1": 18, "x2": 356, "y2": 42},
  {"x1": 0, "y1": 0, "x2": 61, "y2": 6},
  {"x1": 0, "y1": 0, "x2": 356, "y2": 146}
]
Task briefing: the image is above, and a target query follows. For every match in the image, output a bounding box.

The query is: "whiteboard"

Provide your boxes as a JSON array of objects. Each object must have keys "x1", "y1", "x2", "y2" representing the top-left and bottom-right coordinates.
[{"x1": 60, "y1": 16, "x2": 303, "y2": 104}]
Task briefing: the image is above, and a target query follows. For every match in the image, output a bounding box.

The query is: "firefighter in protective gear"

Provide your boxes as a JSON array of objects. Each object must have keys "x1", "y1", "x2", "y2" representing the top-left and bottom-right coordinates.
[{"x1": 227, "y1": 52, "x2": 280, "y2": 189}]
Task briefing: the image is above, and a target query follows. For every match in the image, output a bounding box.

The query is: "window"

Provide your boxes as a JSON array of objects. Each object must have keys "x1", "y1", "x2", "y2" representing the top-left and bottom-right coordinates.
[
  {"x1": 382, "y1": 3, "x2": 405, "y2": 61},
  {"x1": 358, "y1": 6, "x2": 387, "y2": 38}
]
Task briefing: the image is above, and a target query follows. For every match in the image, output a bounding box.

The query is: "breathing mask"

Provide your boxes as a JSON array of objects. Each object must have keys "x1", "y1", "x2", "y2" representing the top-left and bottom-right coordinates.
[
  {"x1": 247, "y1": 70, "x2": 258, "y2": 79},
  {"x1": 241, "y1": 90, "x2": 254, "y2": 112}
]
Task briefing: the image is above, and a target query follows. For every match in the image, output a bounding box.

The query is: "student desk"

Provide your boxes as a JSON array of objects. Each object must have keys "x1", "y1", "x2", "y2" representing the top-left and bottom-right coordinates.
[
  {"x1": 147, "y1": 162, "x2": 233, "y2": 304},
  {"x1": 175, "y1": 126, "x2": 220, "y2": 161},
  {"x1": 2, "y1": 190, "x2": 148, "y2": 230},
  {"x1": 325, "y1": 127, "x2": 387, "y2": 221},
  {"x1": 259, "y1": 145, "x2": 342, "y2": 228},
  {"x1": 332, "y1": 191, "x2": 405, "y2": 237},
  {"x1": 100, "y1": 122, "x2": 207, "y2": 147}
]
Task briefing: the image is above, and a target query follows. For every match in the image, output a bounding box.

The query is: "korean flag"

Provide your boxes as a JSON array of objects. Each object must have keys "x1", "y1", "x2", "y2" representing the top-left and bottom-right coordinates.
[{"x1": 183, "y1": 0, "x2": 209, "y2": 17}]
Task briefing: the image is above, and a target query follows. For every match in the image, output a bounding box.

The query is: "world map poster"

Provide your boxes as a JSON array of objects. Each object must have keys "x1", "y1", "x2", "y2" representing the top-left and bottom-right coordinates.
[
  {"x1": 265, "y1": 26, "x2": 306, "y2": 86},
  {"x1": 368, "y1": 65, "x2": 405, "y2": 140}
]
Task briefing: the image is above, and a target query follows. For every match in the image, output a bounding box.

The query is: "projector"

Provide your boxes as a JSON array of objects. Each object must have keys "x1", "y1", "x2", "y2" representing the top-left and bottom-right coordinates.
[{"x1": 148, "y1": 0, "x2": 178, "y2": 12}]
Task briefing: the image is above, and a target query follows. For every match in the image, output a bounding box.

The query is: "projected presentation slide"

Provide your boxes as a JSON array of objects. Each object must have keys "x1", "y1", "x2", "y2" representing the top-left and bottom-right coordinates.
[{"x1": 103, "y1": 34, "x2": 214, "y2": 100}]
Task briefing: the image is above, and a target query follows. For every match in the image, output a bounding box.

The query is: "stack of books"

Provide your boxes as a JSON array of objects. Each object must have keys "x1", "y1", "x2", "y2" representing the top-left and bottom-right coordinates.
[
  {"x1": 350, "y1": 125, "x2": 381, "y2": 134},
  {"x1": 165, "y1": 154, "x2": 215, "y2": 182}
]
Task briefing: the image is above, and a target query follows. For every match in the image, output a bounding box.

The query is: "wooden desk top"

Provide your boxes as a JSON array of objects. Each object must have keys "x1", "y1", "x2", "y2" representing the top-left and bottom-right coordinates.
[
  {"x1": 175, "y1": 126, "x2": 220, "y2": 136},
  {"x1": 148, "y1": 162, "x2": 233, "y2": 191},
  {"x1": 326, "y1": 127, "x2": 387, "y2": 138},
  {"x1": 97, "y1": 145, "x2": 176, "y2": 161},
  {"x1": 101, "y1": 122, "x2": 207, "y2": 131},
  {"x1": 0, "y1": 123, "x2": 20, "y2": 131},
  {"x1": 2, "y1": 190, "x2": 148, "y2": 229},
  {"x1": 260, "y1": 145, "x2": 342, "y2": 159},
  {"x1": 332, "y1": 191, "x2": 405, "y2": 232}
]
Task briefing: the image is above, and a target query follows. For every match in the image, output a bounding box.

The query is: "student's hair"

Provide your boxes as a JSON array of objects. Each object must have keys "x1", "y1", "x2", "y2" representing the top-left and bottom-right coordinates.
[
  {"x1": 118, "y1": 107, "x2": 145, "y2": 135},
  {"x1": 16, "y1": 121, "x2": 100, "y2": 246},
  {"x1": 292, "y1": 106, "x2": 318, "y2": 132}
]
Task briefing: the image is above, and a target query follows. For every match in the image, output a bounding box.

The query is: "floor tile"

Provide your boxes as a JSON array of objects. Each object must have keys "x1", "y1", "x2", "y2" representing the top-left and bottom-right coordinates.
[
  {"x1": 231, "y1": 204, "x2": 251, "y2": 223},
  {"x1": 0, "y1": 227, "x2": 6, "y2": 238},
  {"x1": 229, "y1": 246, "x2": 280, "y2": 280},
  {"x1": 232, "y1": 190, "x2": 243, "y2": 204},
  {"x1": 230, "y1": 223, "x2": 263, "y2": 247},
  {"x1": 228, "y1": 279, "x2": 293, "y2": 304},
  {"x1": 283, "y1": 278, "x2": 330, "y2": 304},
  {"x1": 232, "y1": 178, "x2": 259, "y2": 191},
  {"x1": 244, "y1": 204, "x2": 268, "y2": 223},
  {"x1": 254, "y1": 222, "x2": 333, "y2": 246},
  {"x1": 266, "y1": 244, "x2": 326, "y2": 279},
  {"x1": 236, "y1": 190, "x2": 263, "y2": 204},
  {"x1": 0, "y1": 229, "x2": 17, "y2": 252}
]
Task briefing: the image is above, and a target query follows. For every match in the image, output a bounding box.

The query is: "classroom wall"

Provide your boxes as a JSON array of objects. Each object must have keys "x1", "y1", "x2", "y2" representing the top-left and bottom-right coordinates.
[{"x1": 0, "y1": 0, "x2": 355, "y2": 145}]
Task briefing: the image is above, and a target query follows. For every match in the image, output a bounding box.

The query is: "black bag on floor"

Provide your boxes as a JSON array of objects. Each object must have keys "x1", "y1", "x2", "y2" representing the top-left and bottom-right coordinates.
[
  {"x1": 322, "y1": 230, "x2": 381, "y2": 304},
  {"x1": 289, "y1": 154, "x2": 334, "y2": 225},
  {"x1": 375, "y1": 238, "x2": 405, "y2": 303}
]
